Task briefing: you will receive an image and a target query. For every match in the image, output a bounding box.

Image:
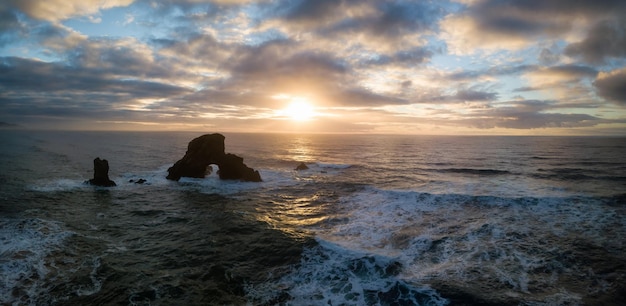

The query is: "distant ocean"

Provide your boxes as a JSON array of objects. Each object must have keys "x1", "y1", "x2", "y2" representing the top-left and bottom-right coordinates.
[{"x1": 1, "y1": 130, "x2": 625, "y2": 305}]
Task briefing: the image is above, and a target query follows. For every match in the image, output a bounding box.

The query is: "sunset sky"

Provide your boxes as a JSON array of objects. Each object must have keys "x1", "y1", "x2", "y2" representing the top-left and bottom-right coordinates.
[{"x1": 1, "y1": 0, "x2": 625, "y2": 135}]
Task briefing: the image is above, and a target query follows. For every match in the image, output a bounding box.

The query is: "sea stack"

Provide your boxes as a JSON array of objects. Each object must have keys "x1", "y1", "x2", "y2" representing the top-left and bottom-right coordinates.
[
  {"x1": 295, "y1": 162, "x2": 309, "y2": 170},
  {"x1": 88, "y1": 157, "x2": 117, "y2": 187},
  {"x1": 166, "y1": 133, "x2": 262, "y2": 182}
]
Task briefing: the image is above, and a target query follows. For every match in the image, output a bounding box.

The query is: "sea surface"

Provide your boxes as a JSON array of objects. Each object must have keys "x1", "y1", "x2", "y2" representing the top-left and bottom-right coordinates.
[{"x1": 1, "y1": 130, "x2": 625, "y2": 305}]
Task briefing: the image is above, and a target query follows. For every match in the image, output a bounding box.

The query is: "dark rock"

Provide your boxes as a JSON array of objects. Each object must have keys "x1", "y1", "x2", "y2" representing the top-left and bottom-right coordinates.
[
  {"x1": 129, "y1": 178, "x2": 147, "y2": 184},
  {"x1": 166, "y1": 133, "x2": 262, "y2": 182},
  {"x1": 295, "y1": 162, "x2": 309, "y2": 170},
  {"x1": 88, "y1": 158, "x2": 116, "y2": 187},
  {"x1": 217, "y1": 153, "x2": 262, "y2": 182},
  {"x1": 166, "y1": 134, "x2": 225, "y2": 180}
]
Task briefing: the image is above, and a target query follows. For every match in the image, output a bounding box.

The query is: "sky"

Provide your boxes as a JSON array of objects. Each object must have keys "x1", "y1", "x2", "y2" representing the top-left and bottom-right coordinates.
[{"x1": 1, "y1": 0, "x2": 626, "y2": 135}]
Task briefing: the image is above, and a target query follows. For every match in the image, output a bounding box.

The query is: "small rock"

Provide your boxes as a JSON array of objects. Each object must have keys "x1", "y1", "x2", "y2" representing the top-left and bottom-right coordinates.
[{"x1": 295, "y1": 162, "x2": 309, "y2": 170}]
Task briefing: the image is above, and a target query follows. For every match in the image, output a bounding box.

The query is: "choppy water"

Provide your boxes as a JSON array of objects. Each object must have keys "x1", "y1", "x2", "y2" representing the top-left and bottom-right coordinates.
[{"x1": 1, "y1": 131, "x2": 625, "y2": 305}]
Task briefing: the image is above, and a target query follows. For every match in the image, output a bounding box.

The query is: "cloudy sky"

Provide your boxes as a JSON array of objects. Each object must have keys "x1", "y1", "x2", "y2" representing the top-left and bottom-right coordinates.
[{"x1": 1, "y1": 0, "x2": 625, "y2": 134}]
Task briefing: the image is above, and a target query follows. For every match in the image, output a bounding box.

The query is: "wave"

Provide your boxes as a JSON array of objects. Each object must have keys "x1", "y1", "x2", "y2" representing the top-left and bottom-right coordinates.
[
  {"x1": 534, "y1": 167, "x2": 626, "y2": 181},
  {"x1": 0, "y1": 218, "x2": 75, "y2": 305},
  {"x1": 245, "y1": 239, "x2": 448, "y2": 306},
  {"x1": 307, "y1": 187, "x2": 626, "y2": 304},
  {"x1": 315, "y1": 162, "x2": 352, "y2": 169},
  {"x1": 434, "y1": 168, "x2": 511, "y2": 175}
]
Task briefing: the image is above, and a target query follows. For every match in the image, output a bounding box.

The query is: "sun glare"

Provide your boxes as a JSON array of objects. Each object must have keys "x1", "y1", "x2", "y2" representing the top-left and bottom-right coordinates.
[{"x1": 284, "y1": 98, "x2": 315, "y2": 121}]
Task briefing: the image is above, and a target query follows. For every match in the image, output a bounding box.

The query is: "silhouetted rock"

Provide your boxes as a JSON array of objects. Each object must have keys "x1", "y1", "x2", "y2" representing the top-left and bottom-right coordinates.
[
  {"x1": 295, "y1": 162, "x2": 309, "y2": 170},
  {"x1": 166, "y1": 133, "x2": 262, "y2": 182},
  {"x1": 88, "y1": 157, "x2": 116, "y2": 187},
  {"x1": 129, "y1": 178, "x2": 147, "y2": 184},
  {"x1": 218, "y1": 153, "x2": 262, "y2": 182}
]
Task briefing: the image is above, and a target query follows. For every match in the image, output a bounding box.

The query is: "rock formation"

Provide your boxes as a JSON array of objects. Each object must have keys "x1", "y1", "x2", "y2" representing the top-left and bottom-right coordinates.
[
  {"x1": 129, "y1": 178, "x2": 147, "y2": 184},
  {"x1": 166, "y1": 133, "x2": 262, "y2": 182},
  {"x1": 88, "y1": 157, "x2": 117, "y2": 187},
  {"x1": 295, "y1": 162, "x2": 309, "y2": 170}
]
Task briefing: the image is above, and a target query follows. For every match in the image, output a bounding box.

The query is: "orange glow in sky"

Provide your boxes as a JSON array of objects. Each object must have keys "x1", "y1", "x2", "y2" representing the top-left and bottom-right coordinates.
[
  {"x1": 1, "y1": 1, "x2": 625, "y2": 135},
  {"x1": 283, "y1": 98, "x2": 316, "y2": 122}
]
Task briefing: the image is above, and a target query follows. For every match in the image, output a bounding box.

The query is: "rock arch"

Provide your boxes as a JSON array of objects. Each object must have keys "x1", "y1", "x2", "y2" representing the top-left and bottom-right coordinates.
[{"x1": 166, "y1": 133, "x2": 262, "y2": 182}]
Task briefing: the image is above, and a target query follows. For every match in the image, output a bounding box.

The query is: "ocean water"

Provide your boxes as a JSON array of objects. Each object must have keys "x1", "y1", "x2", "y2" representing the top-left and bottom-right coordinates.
[{"x1": 1, "y1": 130, "x2": 625, "y2": 305}]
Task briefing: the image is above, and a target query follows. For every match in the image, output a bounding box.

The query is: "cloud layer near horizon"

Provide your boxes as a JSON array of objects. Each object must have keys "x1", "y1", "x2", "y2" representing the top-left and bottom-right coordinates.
[{"x1": 1, "y1": 0, "x2": 625, "y2": 134}]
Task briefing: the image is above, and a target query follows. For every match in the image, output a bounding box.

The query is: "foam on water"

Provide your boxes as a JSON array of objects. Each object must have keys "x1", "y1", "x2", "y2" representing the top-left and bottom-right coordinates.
[
  {"x1": 8, "y1": 132, "x2": 625, "y2": 304},
  {"x1": 246, "y1": 238, "x2": 448, "y2": 306},
  {"x1": 0, "y1": 218, "x2": 74, "y2": 305},
  {"x1": 315, "y1": 162, "x2": 352, "y2": 170},
  {"x1": 310, "y1": 187, "x2": 625, "y2": 304},
  {"x1": 29, "y1": 179, "x2": 90, "y2": 192},
  {"x1": 28, "y1": 163, "x2": 309, "y2": 195}
]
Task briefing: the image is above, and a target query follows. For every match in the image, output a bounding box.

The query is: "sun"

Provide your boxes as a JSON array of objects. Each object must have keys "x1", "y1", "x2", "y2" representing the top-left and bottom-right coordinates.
[{"x1": 283, "y1": 98, "x2": 315, "y2": 121}]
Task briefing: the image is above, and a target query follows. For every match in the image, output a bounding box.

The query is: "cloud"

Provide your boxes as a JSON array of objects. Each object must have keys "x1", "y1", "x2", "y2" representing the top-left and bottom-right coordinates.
[
  {"x1": 446, "y1": 65, "x2": 537, "y2": 81},
  {"x1": 454, "y1": 89, "x2": 497, "y2": 101},
  {"x1": 564, "y1": 19, "x2": 626, "y2": 64},
  {"x1": 0, "y1": 9, "x2": 22, "y2": 47},
  {"x1": 0, "y1": 56, "x2": 191, "y2": 121},
  {"x1": 1, "y1": 0, "x2": 625, "y2": 133},
  {"x1": 538, "y1": 48, "x2": 560, "y2": 65},
  {"x1": 441, "y1": 0, "x2": 626, "y2": 54},
  {"x1": 363, "y1": 47, "x2": 433, "y2": 67},
  {"x1": 517, "y1": 64, "x2": 600, "y2": 104},
  {"x1": 594, "y1": 67, "x2": 626, "y2": 105},
  {"x1": 280, "y1": 0, "x2": 346, "y2": 24},
  {"x1": 263, "y1": 0, "x2": 443, "y2": 53},
  {"x1": 3, "y1": 0, "x2": 134, "y2": 23},
  {"x1": 523, "y1": 65, "x2": 598, "y2": 86},
  {"x1": 460, "y1": 99, "x2": 607, "y2": 129}
]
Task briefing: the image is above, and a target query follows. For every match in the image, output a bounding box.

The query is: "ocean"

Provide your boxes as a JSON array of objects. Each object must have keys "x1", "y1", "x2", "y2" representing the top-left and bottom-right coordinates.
[{"x1": 1, "y1": 130, "x2": 625, "y2": 305}]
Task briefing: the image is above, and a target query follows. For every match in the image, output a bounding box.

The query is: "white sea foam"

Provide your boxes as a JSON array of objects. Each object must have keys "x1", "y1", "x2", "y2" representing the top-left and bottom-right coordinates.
[
  {"x1": 315, "y1": 162, "x2": 352, "y2": 169},
  {"x1": 246, "y1": 238, "x2": 448, "y2": 306},
  {"x1": 310, "y1": 187, "x2": 624, "y2": 302},
  {"x1": 0, "y1": 218, "x2": 74, "y2": 305},
  {"x1": 73, "y1": 256, "x2": 104, "y2": 297},
  {"x1": 29, "y1": 178, "x2": 89, "y2": 192}
]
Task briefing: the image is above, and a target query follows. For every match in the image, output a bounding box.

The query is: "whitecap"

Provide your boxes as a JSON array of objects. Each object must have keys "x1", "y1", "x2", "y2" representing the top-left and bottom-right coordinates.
[
  {"x1": 0, "y1": 218, "x2": 74, "y2": 305},
  {"x1": 245, "y1": 238, "x2": 448, "y2": 306},
  {"x1": 313, "y1": 186, "x2": 625, "y2": 303}
]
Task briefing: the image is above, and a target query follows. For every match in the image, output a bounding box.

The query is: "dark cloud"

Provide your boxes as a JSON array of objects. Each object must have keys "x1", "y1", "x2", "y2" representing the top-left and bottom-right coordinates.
[
  {"x1": 281, "y1": 0, "x2": 344, "y2": 23},
  {"x1": 494, "y1": 112, "x2": 601, "y2": 129},
  {"x1": 462, "y1": 100, "x2": 606, "y2": 129},
  {"x1": 153, "y1": 33, "x2": 223, "y2": 57},
  {"x1": 331, "y1": 88, "x2": 407, "y2": 107},
  {"x1": 362, "y1": 1, "x2": 443, "y2": 35},
  {"x1": 228, "y1": 40, "x2": 347, "y2": 78},
  {"x1": 594, "y1": 68, "x2": 626, "y2": 105},
  {"x1": 454, "y1": 89, "x2": 497, "y2": 101},
  {"x1": 543, "y1": 65, "x2": 598, "y2": 78},
  {"x1": 365, "y1": 47, "x2": 433, "y2": 66},
  {"x1": 324, "y1": 1, "x2": 443, "y2": 37},
  {"x1": 0, "y1": 57, "x2": 191, "y2": 119},
  {"x1": 446, "y1": 65, "x2": 536, "y2": 81},
  {"x1": 513, "y1": 86, "x2": 538, "y2": 92},
  {"x1": 538, "y1": 48, "x2": 559, "y2": 65},
  {"x1": 564, "y1": 19, "x2": 626, "y2": 64},
  {"x1": 495, "y1": 0, "x2": 626, "y2": 15},
  {"x1": 65, "y1": 39, "x2": 176, "y2": 80},
  {"x1": 270, "y1": 0, "x2": 444, "y2": 47},
  {"x1": 448, "y1": 0, "x2": 626, "y2": 53},
  {"x1": 0, "y1": 9, "x2": 22, "y2": 47}
]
